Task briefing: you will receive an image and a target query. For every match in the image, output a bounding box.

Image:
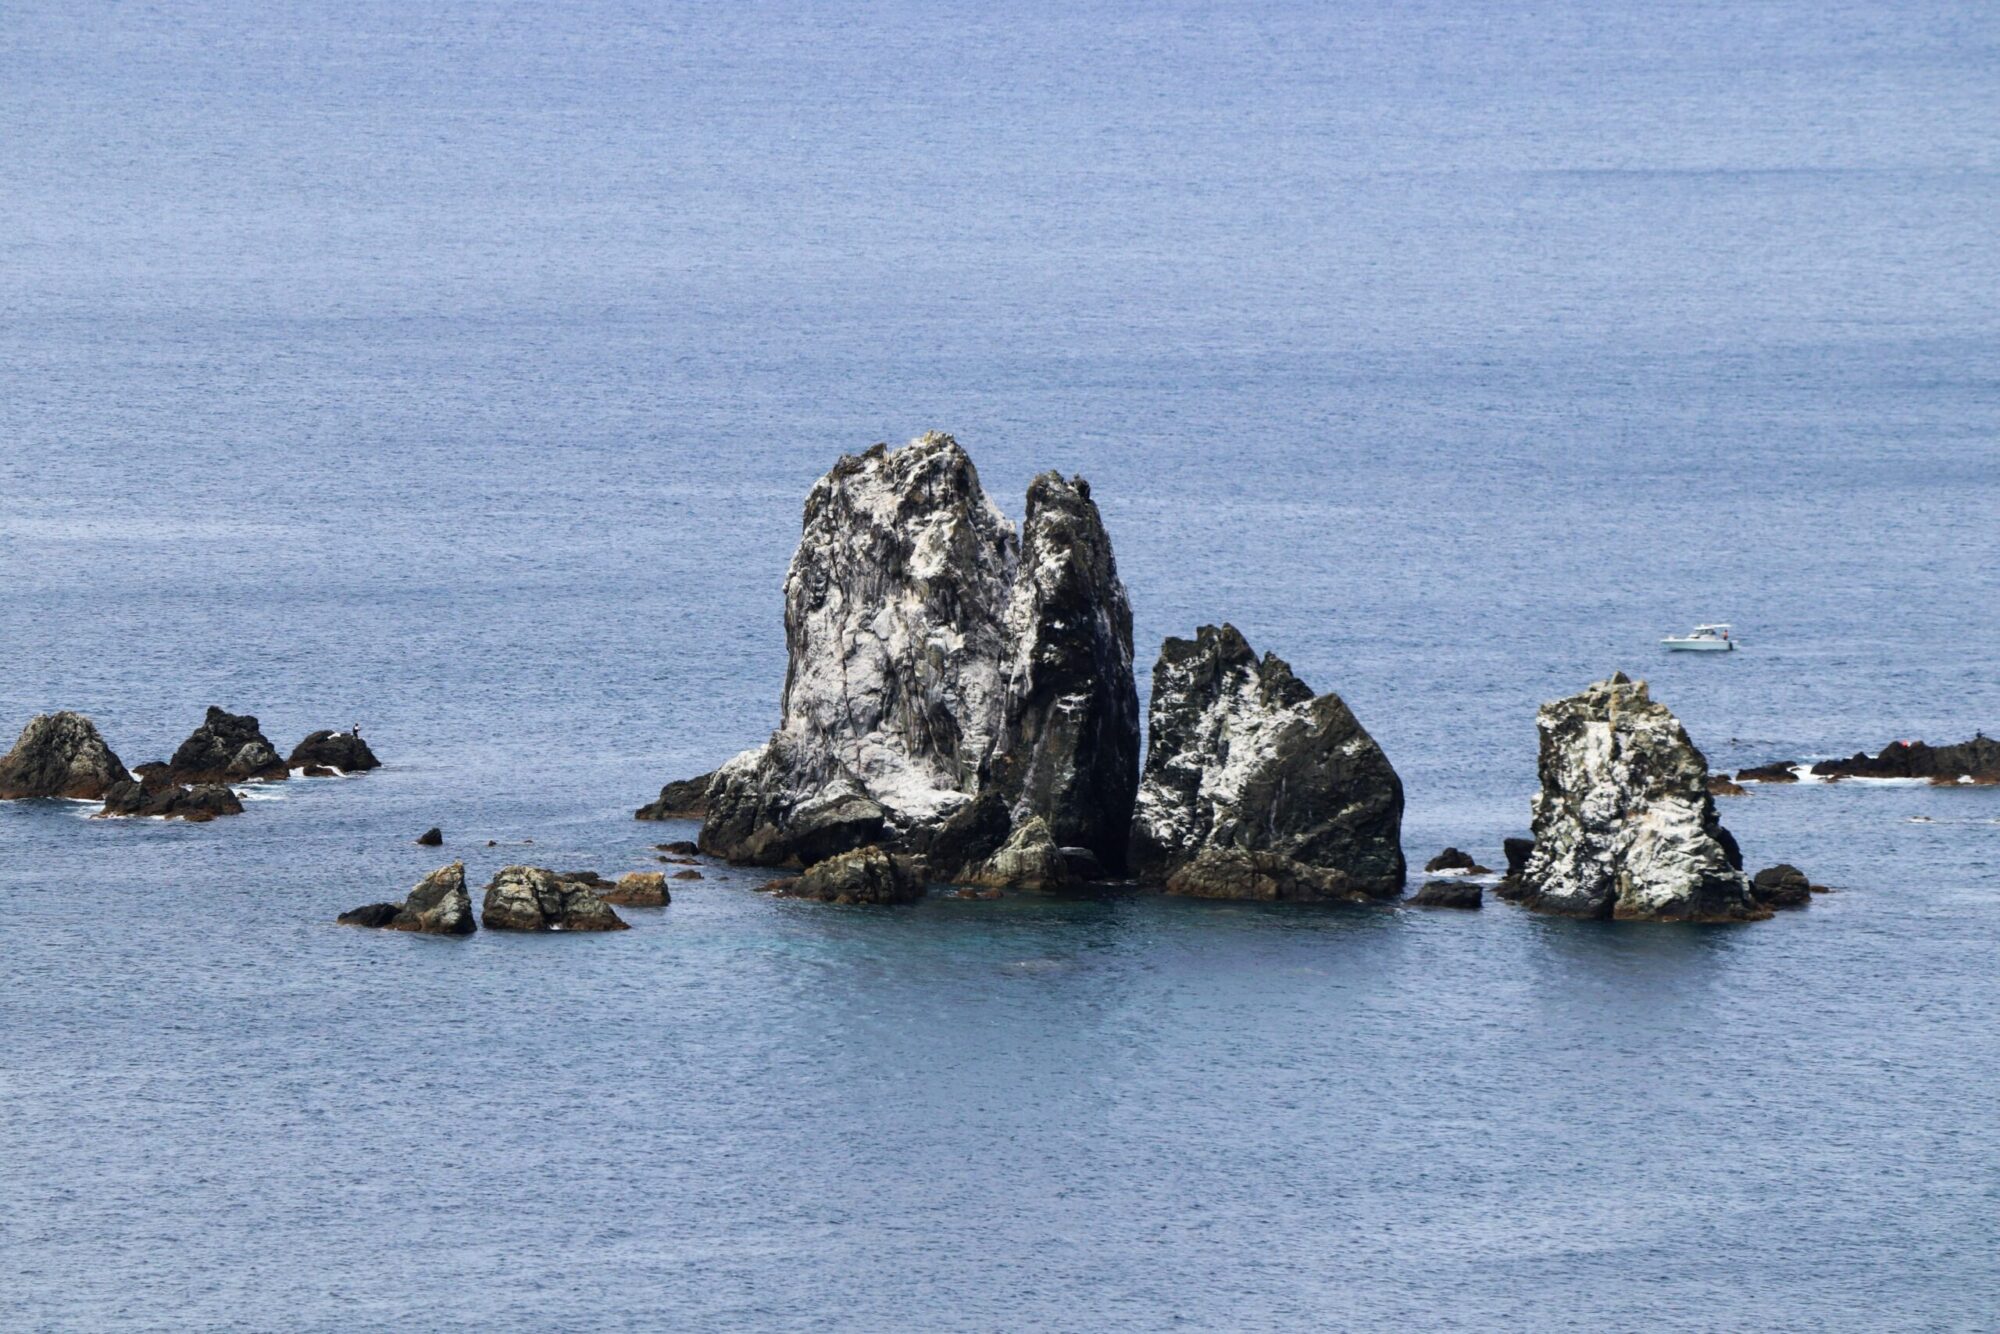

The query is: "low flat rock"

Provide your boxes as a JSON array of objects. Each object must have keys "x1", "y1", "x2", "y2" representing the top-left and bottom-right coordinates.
[
  {"x1": 1163, "y1": 847, "x2": 1373, "y2": 904},
  {"x1": 601, "y1": 871, "x2": 670, "y2": 906},
  {"x1": 482, "y1": 866, "x2": 629, "y2": 931},
  {"x1": 286, "y1": 729, "x2": 381, "y2": 773},
  {"x1": 777, "y1": 846, "x2": 926, "y2": 905},
  {"x1": 98, "y1": 776, "x2": 243, "y2": 822},
  {"x1": 1410, "y1": 880, "x2": 1483, "y2": 910}
]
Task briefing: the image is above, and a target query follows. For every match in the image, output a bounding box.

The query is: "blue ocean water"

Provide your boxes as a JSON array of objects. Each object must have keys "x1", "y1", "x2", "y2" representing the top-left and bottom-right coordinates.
[{"x1": 3, "y1": 2, "x2": 1997, "y2": 1328}]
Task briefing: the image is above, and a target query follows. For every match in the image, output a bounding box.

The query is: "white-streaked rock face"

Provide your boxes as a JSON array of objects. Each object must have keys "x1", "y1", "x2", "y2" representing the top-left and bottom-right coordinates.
[
  {"x1": 1128, "y1": 623, "x2": 1405, "y2": 900},
  {"x1": 698, "y1": 434, "x2": 1139, "y2": 870},
  {"x1": 1518, "y1": 674, "x2": 1765, "y2": 922}
]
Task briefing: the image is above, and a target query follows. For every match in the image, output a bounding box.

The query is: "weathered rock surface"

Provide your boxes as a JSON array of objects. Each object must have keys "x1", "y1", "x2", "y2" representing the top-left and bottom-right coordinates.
[
  {"x1": 0, "y1": 712, "x2": 131, "y2": 800},
  {"x1": 339, "y1": 862, "x2": 476, "y2": 935},
  {"x1": 979, "y1": 471, "x2": 1139, "y2": 870},
  {"x1": 481, "y1": 866, "x2": 629, "y2": 931},
  {"x1": 691, "y1": 435, "x2": 1140, "y2": 872},
  {"x1": 1808, "y1": 734, "x2": 2000, "y2": 784},
  {"x1": 1411, "y1": 879, "x2": 1483, "y2": 910},
  {"x1": 168, "y1": 707, "x2": 288, "y2": 783},
  {"x1": 287, "y1": 729, "x2": 380, "y2": 773},
  {"x1": 1163, "y1": 847, "x2": 1376, "y2": 903},
  {"x1": 1750, "y1": 864, "x2": 1815, "y2": 909},
  {"x1": 1128, "y1": 624, "x2": 1405, "y2": 901},
  {"x1": 961, "y1": 816, "x2": 1070, "y2": 891},
  {"x1": 777, "y1": 846, "x2": 926, "y2": 905},
  {"x1": 602, "y1": 871, "x2": 670, "y2": 906},
  {"x1": 1736, "y1": 761, "x2": 1801, "y2": 784},
  {"x1": 1424, "y1": 848, "x2": 1491, "y2": 874},
  {"x1": 636, "y1": 771, "x2": 716, "y2": 821},
  {"x1": 416, "y1": 826, "x2": 443, "y2": 846},
  {"x1": 97, "y1": 774, "x2": 244, "y2": 822},
  {"x1": 1516, "y1": 675, "x2": 1765, "y2": 922}
]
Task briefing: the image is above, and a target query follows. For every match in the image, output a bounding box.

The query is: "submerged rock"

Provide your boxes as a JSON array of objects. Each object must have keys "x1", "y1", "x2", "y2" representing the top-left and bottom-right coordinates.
[
  {"x1": 1517, "y1": 674, "x2": 1764, "y2": 922},
  {"x1": 0, "y1": 712, "x2": 131, "y2": 800},
  {"x1": 601, "y1": 871, "x2": 670, "y2": 906},
  {"x1": 339, "y1": 862, "x2": 476, "y2": 935},
  {"x1": 1808, "y1": 734, "x2": 2000, "y2": 784},
  {"x1": 1411, "y1": 879, "x2": 1483, "y2": 910},
  {"x1": 692, "y1": 435, "x2": 1140, "y2": 872},
  {"x1": 168, "y1": 707, "x2": 288, "y2": 783},
  {"x1": 97, "y1": 775, "x2": 243, "y2": 822},
  {"x1": 481, "y1": 866, "x2": 629, "y2": 932},
  {"x1": 778, "y1": 846, "x2": 926, "y2": 905},
  {"x1": 1128, "y1": 623, "x2": 1405, "y2": 901},
  {"x1": 1750, "y1": 864, "x2": 1815, "y2": 909},
  {"x1": 1163, "y1": 847, "x2": 1377, "y2": 903},
  {"x1": 636, "y1": 771, "x2": 716, "y2": 821},
  {"x1": 287, "y1": 729, "x2": 380, "y2": 773}
]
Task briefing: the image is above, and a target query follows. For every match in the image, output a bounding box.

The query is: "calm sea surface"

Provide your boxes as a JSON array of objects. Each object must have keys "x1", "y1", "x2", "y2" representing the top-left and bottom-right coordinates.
[{"x1": 3, "y1": 2, "x2": 1997, "y2": 1329}]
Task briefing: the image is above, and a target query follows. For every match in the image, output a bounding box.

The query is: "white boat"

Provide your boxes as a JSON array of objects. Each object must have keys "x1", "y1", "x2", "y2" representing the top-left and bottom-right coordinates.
[{"x1": 1662, "y1": 623, "x2": 1735, "y2": 652}]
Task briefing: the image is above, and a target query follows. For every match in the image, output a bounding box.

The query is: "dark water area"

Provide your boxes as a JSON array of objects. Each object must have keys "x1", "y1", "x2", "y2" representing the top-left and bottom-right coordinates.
[{"x1": 3, "y1": 2, "x2": 1997, "y2": 1328}]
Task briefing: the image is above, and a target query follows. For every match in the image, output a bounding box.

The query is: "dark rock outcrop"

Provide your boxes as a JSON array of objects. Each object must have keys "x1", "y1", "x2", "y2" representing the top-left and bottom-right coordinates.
[
  {"x1": 1737, "y1": 761, "x2": 1801, "y2": 783},
  {"x1": 481, "y1": 866, "x2": 629, "y2": 932},
  {"x1": 168, "y1": 707, "x2": 287, "y2": 783},
  {"x1": 1411, "y1": 880, "x2": 1483, "y2": 910},
  {"x1": 340, "y1": 863, "x2": 475, "y2": 934},
  {"x1": 1495, "y1": 837, "x2": 1536, "y2": 900},
  {"x1": 1516, "y1": 675, "x2": 1765, "y2": 922},
  {"x1": 97, "y1": 774, "x2": 243, "y2": 822},
  {"x1": 1707, "y1": 775, "x2": 1749, "y2": 797},
  {"x1": 1424, "y1": 848, "x2": 1491, "y2": 874},
  {"x1": 1808, "y1": 734, "x2": 2000, "y2": 784},
  {"x1": 601, "y1": 871, "x2": 670, "y2": 906},
  {"x1": 670, "y1": 869, "x2": 703, "y2": 881},
  {"x1": 0, "y1": 712, "x2": 131, "y2": 800},
  {"x1": 636, "y1": 771, "x2": 716, "y2": 821},
  {"x1": 654, "y1": 840, "x2": 699, "y2": 855},
  {"x1": 1127, "y1": 624, "x2": 1404, "y2": 901},
  {"x1": 1750, "y1": 864, "x2": 1815, "y2": 909},
  {"x1": 416, "y1": 826, "x2": 443, "y2": 847},
  {"x1": 287, "y1": 729, "x2": 380, "y2": 773},
  {"x1": 692, "y1": 435, "x2": 1140, "y2": 874},
  {"x1": 776, "y1": 846, "x2": 926, "y2": 905},
  {"x1": 978, "y1": 471, "x2": 1139, "y2": 871}
]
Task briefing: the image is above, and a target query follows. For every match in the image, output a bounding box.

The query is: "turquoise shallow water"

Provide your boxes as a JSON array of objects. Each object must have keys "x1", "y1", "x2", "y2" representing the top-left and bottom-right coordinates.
[{"x1": 3, "y1": 2, "x2": 1998, "y2": 1328}]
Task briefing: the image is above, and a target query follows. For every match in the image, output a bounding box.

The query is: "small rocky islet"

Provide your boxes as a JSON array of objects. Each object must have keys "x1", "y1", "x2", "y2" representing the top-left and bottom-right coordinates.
[
  {"x1": 0, "y1": 706, "x2": 379, "y2": 822},
  {"x1": 633, "y1": 433, "x2": 1888, "y2": 923}
]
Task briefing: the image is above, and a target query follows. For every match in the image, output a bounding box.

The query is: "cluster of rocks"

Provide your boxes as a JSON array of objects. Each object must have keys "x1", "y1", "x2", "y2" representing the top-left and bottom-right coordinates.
[
  {"x1": 638, "y1": 434, "x2": 1405, "y2": 907},
  {"x1": 341, "y1": 864, "x2": 673, "y2": 934},
  {"x1": 0, "y1": 708, "x2": 380, "y2": 823},
  {"x1": 1734, "y1": 734, "x2": 2000, "y2": 786}
]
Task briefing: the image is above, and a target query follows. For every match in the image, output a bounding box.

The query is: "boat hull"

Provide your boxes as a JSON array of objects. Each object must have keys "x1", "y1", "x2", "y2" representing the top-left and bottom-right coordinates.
[{"x1": 1662, "y1": 638, "x2": 1733, "y2": 652}]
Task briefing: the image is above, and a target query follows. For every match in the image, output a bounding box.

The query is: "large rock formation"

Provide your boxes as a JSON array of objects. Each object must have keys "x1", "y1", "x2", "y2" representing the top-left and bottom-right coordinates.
[
  {"x1": 481, "y1": 866, "x2": 629, "y2": 932},
  {"x1": 287, "y1": 729, "x2": 380, "y2": 773},
  {"x1": 169, "y1": 707, "x2": 287, "y2": 783},
  {"x1": 694, "y1": 434, "x2": 1139, "y2": 872},
  {"x1": 1127, "y1": 624, "x2": 1405, "y2": 902},
  {"x1": 0, "y1": 712, "x2": 131, "y2": 799},
  {"x1": 97, "y1": 774, "x2": 243, "y2": 822},
  {"x1": 339, "y1": 863, "x2": 477, "y2": 935},
  {"x1": 1516, "y1": 674, "x2": 1765, "y2": 922},
  {"x1": 1808, "y1": 734, "x2": 2000, "y2": 784}
]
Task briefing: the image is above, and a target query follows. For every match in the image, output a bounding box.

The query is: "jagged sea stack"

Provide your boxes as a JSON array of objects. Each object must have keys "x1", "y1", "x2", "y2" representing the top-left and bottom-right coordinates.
[
  {"x1": 0, "y1": 712, "x2": 131, "y2": 800},
  {"x1": 1517, "y1": 674, "x2": 1764, "y2": 922},
  {"x1": 168, "y1": 707, "x2": 288, "y2": 783},
  {"x1": 1127, "y1": 624, "x2": 1405, "y2": 901},
  {"x1": 698, "y1": 434, "x2": 1140, "y2": 873}
]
